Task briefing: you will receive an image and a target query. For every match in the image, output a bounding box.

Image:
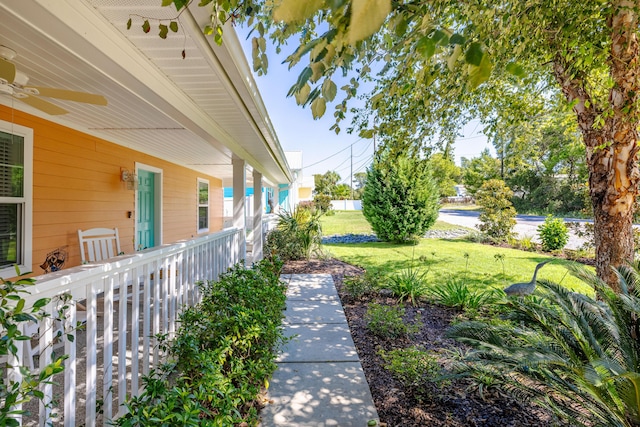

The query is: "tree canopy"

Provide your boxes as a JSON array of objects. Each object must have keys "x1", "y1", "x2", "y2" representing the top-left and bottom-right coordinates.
[{"x1": 152, "y1": 0, "x2": 640, "y2": 287}]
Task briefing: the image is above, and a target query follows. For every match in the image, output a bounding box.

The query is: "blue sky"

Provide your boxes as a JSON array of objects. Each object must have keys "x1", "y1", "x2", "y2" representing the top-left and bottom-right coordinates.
[{"x1": 235, "y1": 28, "x2": 495, "y2": 182}]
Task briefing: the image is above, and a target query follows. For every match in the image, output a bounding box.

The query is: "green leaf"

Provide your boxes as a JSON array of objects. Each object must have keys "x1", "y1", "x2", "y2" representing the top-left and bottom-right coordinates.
[
  {"x1": 14, "y1": 313, "x2": 36, "y2": 322},
  {"x1": 348, "y1": 0, "x2": 391, "y2": 44},
  {"x1": 126, "y1": 18, "x2": 132, "y2": 30},
  {"x1": 170, "y1": 0, "x2": 189, "y2": 10},
  {"x1": 14, "y1": 299, "x2": 24, "y2": 314},
  {"x1": 465, "y1": 42, "x2": 484, "y2": 66},
  {"x1": 214, "y1": 26, "x2": 223, "y2": 45},
  {"x1": 449, "y1": 33, "x2": 465, "y2": 45},
  {"x1": 505, "y1": 61, "x2": 525, "y2": 78},
  {"x1": 448, "y1": 45, "x2": 462, "y2": 71},
  {"x1": 142, "y1": 20, "x2": 151, "y2": 34},
  {"x1": 159, "y1": 24, "x2": 169, "y2": 39},
  {"x1": 359, "y1": 129, "x2": 375, "y2": 138},
  {"x1": 33, "y1": 298, "x2": 50, "y2": 311},
  {"x1": 273, "y1": 0, "x2": 323, "y2": 24},
  {"x1": 468, "y1": 53, "x2": 492, "y2": 89},
  {"x1": 294, "y1": 83, "x2": 311, "y2": 104},
  {"x1": 305, "y1": 87, "x2": 321, "y2": 107},
  {"x1": 161, "y1": 0, "x2": 173, "y2": 6},
  {"x1": 431, "y1": 29, "x2": 448, "y2": 46},
  {"x1": 415, "y1": 37, "x2": 436, "y2": 59},
  {"x1": 322, "y1": 79, "x2": 337, "y2": 102},
  {"x1": 310, "y1": 62, "x2": 325, "y2": 82},
  {"x1": 297, "y1": 67, "x2": 313, "y2": 88},
  {"x1": 369, "y1": 92, "x2": 384, "y2": 108},
  {"x1": 170, "y1": 21, "x2": 179, "y2": 33},
  {"x1": 311, "y1": 97, "x2": 327, "y2": 119},
  {"x1": 394, "y1": 17, "x2": 408, "y2": 37}
]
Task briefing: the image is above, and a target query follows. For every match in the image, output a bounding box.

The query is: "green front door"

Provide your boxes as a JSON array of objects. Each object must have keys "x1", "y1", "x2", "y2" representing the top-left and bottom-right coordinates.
[{"x1": 137, "y1": 170, "x2": 155, "y2": 250}]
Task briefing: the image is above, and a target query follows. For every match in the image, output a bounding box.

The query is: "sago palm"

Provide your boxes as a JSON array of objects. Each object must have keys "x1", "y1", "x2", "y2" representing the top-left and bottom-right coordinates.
[{"x1": 448, "y1": 261, "x2": 640, "y2": 427}]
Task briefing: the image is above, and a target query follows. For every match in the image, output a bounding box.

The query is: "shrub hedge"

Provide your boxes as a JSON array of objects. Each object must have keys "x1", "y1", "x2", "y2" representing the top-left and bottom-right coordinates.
[{"x1": 116, "y1": 258, "x2": 287, "y2": 426}]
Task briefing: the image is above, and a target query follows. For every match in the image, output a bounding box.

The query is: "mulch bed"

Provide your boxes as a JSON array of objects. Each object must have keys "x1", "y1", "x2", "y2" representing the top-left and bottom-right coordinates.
[{"x1": 282, "y1": 258, "x2": 558, "y2": 427}]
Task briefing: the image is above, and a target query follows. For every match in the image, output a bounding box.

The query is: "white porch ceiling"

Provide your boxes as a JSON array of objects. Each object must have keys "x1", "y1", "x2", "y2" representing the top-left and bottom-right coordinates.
[{"x1": 0, "y1": 0, "x2": 291, "y2": 187}]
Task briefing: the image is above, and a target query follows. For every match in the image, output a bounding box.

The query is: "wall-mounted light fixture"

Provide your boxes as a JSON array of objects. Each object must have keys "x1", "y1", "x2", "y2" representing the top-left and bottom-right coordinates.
[{"x1": 121, "y1": 168, "x2": 137, "y2": 190}]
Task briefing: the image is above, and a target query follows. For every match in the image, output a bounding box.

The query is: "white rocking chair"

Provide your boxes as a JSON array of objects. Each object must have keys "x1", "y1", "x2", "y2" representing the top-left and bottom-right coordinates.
[{"x1": 78, "y1": 227, "x2": 121, "y2": 263}]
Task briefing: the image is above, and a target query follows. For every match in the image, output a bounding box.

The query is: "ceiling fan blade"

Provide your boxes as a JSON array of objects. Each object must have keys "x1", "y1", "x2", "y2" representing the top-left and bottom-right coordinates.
[
  {"x1": 16, "y1": 94, "x2": 68, "y2": 115},
  {"x1": 27, "y1": 86, "x2": 108, "y2": 106},
  {"x1": 0, "y1": 58, "x2": 16, "y2": 83}
]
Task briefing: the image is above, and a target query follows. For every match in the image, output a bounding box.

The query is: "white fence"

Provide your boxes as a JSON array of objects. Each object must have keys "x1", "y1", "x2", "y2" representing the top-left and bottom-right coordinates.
[
  {"x1": 330, "y1": 200, "x2": 362, "y2": 210},
  {"x1": 7, "y1": 227, "x2": 243, "y2": 426}
]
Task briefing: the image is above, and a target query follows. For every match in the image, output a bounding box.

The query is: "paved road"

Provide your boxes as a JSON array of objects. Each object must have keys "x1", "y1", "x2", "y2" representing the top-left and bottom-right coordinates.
[{"x1": 438, "y1": 209, "x2": 591, "y2": 250}]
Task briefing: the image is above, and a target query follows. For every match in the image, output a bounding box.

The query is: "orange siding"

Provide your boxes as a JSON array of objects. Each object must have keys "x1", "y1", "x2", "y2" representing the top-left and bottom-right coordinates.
[{"x1": 0, "y1": 107, "x2": 224, "y2": 274}]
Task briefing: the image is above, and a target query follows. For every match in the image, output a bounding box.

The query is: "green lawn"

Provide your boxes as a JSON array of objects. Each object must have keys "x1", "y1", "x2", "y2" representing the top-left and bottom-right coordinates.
[
  {"x1": 320, "y1": 210, "x2": 472, "y2": 236},
  {"x1": 320, "y1": 211, "x2": 373, "y2": 235},
  {"x1": 320, "y1": 210, "x2": 592, "y2": 295}
]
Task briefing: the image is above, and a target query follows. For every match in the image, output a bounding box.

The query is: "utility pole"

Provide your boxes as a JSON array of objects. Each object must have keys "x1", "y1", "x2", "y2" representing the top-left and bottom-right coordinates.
[{"x1": 350, "y1": 144, "x2": 354, "y2": 199}]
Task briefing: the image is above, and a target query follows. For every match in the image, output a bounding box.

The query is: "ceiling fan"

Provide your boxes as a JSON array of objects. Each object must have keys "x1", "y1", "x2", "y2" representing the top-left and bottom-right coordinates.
[{"x1": 0, "y1": 45, "x2": 107, "y2": 115}]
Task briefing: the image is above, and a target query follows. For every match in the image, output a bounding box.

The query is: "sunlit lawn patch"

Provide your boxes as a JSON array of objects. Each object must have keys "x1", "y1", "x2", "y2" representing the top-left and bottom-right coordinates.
[{"x1": 325, "y1": 238, "x2": 592, "y2": 296}]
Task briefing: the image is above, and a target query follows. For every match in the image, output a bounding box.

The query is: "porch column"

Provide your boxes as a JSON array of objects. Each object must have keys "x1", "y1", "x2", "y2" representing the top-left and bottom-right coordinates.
[
  {"x1": 252, "y1": 169, "x2": 263, "y2": 262},
  {"x1": 274, "y1": 187, "x2": 280, "y2": 214},
  {"x1": 232, "y1": 156, "x2": 246, "y2": 261}
]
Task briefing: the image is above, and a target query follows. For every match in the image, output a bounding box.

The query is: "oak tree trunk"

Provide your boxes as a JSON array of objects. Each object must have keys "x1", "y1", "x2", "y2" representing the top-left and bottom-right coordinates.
[{"x1": 554, "y1": 1, "x2": 640, "y2": 290}]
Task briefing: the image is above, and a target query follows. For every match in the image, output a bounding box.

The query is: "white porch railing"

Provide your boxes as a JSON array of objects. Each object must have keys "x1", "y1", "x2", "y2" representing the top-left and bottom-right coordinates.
[{"x1": 8, "y1": 227, "x2": 243, "y2": 426}]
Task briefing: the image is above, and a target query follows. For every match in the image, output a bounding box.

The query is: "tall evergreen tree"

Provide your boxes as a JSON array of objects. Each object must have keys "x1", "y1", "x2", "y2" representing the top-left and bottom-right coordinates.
[{"x1": 362, "y1": 152, "x2": 439, "y2": 244}]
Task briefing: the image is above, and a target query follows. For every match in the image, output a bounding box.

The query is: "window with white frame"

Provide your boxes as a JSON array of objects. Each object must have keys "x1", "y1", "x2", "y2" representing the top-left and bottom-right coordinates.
[
  {"x1": 0, "y1": 121, "x2": 32, "y2": 278},
  {"x1": 198, "y1": 178, "x2": 209, "y2": 232}
]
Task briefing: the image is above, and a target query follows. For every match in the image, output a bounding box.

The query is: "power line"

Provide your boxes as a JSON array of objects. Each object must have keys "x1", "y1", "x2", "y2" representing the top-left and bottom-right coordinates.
[
  {"x1": 338, "y1": 155, "x2": 373, "y2": 182},
  {"x1": 302, "y1": 138, "x2": 366, "y2": 170},
  {"x1": 336, "y1": 155, "x2": 366, "y2": 175},
  {"x1": 353, "y1": 140, "x2": 373, "y2": 158},
  {"x1": 456, "y1": 134, "x2": 486, "y2": 141}
]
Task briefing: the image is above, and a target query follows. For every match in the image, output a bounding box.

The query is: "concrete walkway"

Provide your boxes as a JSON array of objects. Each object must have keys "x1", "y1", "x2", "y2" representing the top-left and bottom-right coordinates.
[{"x1": 260, "y1": 274, "x2": 379, "y2": 427}]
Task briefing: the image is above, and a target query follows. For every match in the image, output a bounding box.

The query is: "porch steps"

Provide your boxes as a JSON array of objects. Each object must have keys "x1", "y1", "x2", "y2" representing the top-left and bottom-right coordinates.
[{"x1": 260, "y1": 274, "x2": 379, "y2": 427}]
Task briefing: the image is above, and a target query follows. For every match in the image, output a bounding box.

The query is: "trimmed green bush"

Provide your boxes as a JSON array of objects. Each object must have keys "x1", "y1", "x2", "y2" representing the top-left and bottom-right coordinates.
[
  {"x1": 475, "y1": 179, "x2": 516, "y2": 241},
  {"x1": 116, "y1": 258, "x2": 287, "y2": 426},
  {"x1": 362, "y1": 153, "x2": 439, "y2": 244},
  {"x1": 313, "y1": 193, "x2": 333, "y2": 214},
  {"x1": 537, "y1": 215, "x2": 569, "y2": 251}
]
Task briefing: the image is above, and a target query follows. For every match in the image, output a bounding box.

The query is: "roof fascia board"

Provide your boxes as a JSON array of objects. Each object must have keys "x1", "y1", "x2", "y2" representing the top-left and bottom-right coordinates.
[{"x1": 184, "y1": 7, "x2": 292, "y2": 183}]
